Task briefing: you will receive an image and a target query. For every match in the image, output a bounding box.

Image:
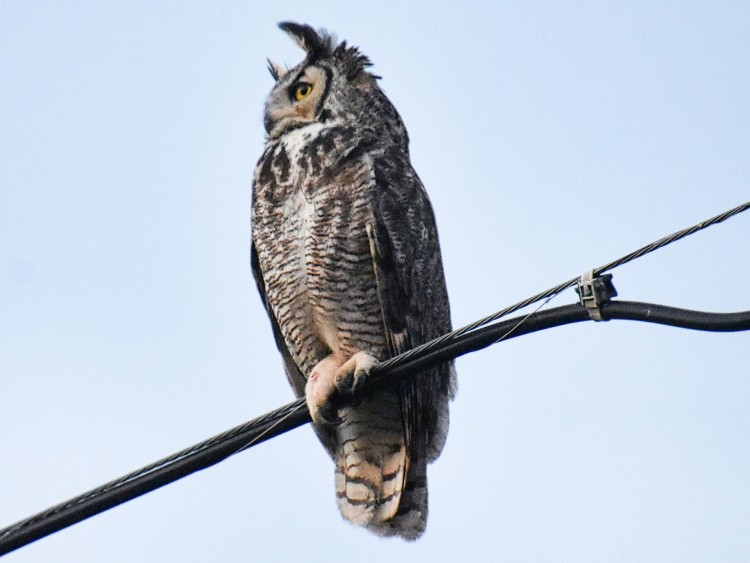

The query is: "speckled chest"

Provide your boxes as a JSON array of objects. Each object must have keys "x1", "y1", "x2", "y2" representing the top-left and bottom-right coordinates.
[{"x1": 252, "y1": 125, "x2": 386, "y2": 372}]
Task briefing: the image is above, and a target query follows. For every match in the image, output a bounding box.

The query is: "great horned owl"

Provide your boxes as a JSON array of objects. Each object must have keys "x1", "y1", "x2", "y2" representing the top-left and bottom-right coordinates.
[{"x1": 251, "y1": 22, "x2": 456, "y2": 540}]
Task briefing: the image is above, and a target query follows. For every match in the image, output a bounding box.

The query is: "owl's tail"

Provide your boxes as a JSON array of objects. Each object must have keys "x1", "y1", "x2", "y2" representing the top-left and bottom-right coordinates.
[{"x1": 334, "y1": 390, "x2": 427, "y2": 540}]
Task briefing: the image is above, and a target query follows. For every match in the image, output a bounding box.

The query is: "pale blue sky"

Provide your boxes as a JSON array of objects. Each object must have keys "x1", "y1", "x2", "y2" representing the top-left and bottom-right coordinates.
[{"x1": 1, "y1": 2, "x2": 749, "y2": 562}]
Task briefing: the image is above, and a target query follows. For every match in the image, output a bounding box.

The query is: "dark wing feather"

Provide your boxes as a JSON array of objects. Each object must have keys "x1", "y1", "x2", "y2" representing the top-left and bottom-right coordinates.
[{"x1": 368, "y1": 151, "x2": 456, "y2": 465}]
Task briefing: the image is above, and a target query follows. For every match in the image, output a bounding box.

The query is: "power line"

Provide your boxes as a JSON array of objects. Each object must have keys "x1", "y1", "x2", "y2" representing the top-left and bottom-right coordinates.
[
  {"x1": 1, "y1": 200, "x2": 749, "y2": 556},
  {"x1": 2, "y1": 302, "x2": 749, "y2": 556}
]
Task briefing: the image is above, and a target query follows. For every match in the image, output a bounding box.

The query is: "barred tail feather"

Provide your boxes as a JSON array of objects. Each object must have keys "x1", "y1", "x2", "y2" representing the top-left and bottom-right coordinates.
[
  {"x1": 367, "y1": 459, "x2": 427, "y2": 540},
  {"x1": 334, "y1": 439, "x2": 407, "y2": 526},
  {"x1": 333, "y1": 393, "x2": 426, "y2": 539}
]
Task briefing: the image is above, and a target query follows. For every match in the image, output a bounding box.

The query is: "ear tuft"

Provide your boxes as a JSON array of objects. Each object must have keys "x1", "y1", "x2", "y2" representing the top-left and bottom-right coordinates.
[
  {"x1": 267, "y1": 59, "x2": 285, "y2": 81},
  {"x1": 278, "y1": 22, "x2": 334, "y2": 62}
]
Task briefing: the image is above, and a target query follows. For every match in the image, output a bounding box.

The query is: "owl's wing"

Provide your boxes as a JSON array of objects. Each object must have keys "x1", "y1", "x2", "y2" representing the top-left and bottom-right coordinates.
[
  {"x1": 368, "y1": 153, "x2": 456, "y2": 464},
  {"x1": 251, "y1": 242, "x2": 307, "y2": 398}
]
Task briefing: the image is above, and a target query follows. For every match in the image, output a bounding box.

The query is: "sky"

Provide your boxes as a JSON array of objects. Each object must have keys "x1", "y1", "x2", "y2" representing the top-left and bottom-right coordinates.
[{"x1": 1, "y1": 2, "x2": 749, "y2": 561}]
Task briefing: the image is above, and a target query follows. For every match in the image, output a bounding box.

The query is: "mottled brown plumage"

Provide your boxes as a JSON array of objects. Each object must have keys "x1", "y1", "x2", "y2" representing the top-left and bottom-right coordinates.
[{"x1": 251, "y1": 22, "x2": 456, "y2": 539}]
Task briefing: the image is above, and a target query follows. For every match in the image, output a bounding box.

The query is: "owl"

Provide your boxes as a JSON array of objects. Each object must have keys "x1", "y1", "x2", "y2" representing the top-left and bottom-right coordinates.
[{"x1": 251, "y1": 22, "x2": 456, "y2": 540}]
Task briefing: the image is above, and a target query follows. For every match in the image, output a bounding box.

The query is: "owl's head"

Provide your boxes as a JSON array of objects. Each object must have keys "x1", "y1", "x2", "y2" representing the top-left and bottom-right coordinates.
[{"x1": 262, "y1": 22, "x2": 385, "y2": 139}]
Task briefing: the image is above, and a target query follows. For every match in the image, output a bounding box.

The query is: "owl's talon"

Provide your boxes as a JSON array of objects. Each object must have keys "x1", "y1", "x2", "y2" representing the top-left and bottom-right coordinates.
[
  {"x1": 334, "y1": 352, "x2": 378, "y2": 398},
  {"x1": 316, "y1": 407, "x2": 342, "y2": 426}
]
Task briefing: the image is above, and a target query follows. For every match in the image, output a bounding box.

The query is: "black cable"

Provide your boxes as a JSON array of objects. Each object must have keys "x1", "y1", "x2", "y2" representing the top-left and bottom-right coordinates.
[
  {"x1": 376, "y1": 301, "x2": 750, "y2": 389},
  {"x1": 1, "y1": 300, "x2": 749, "y2": 556}
]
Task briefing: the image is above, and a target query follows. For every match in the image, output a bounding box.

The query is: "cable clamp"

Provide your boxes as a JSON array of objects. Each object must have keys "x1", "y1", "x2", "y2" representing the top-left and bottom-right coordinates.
[{"x1": 576, "y1": 270, "x2": 617, "y2": 321}]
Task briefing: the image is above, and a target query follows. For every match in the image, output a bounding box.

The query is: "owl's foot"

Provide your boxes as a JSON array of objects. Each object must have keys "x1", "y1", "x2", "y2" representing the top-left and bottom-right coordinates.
[
  {"x1": 334, "y1": 351, "x2": 378, "y2": 399},
  {"x1": 306, "y1": 352, "x2": 379, "y2": 426},
  {"x1": 306, "y1": 355, "x2": 342, "y2": 425}
]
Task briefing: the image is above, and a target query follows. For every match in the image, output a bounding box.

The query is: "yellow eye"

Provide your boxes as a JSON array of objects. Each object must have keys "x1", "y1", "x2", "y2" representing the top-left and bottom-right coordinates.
[{"x1": 293, "y1": 82, "x2": 313, "y2": 101}]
